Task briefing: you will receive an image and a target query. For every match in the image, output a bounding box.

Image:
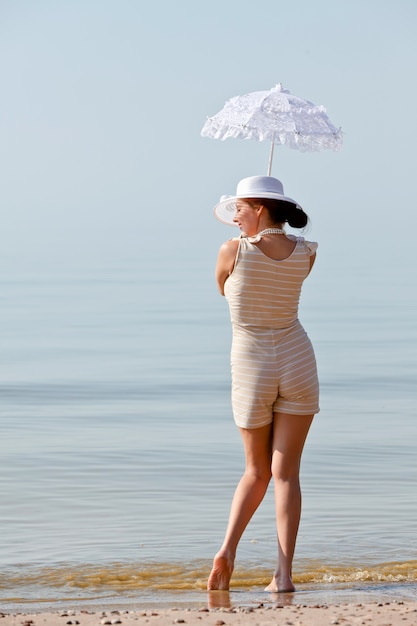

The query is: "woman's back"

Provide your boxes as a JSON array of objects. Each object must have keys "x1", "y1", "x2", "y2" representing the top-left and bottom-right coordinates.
[{"x1": 224, "y1": 236, "x2": 317, "y2": 329}]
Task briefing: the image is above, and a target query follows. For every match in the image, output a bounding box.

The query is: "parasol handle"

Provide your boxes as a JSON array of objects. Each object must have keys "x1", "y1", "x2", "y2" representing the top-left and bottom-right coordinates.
[{"x1": 267, "y1": 141, "x2": 274, "y2": 176}]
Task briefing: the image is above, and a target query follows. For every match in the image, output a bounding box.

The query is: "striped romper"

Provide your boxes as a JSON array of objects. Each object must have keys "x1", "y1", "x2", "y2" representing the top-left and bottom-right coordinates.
[{"x1": 224, "y1": 235, "x2": 320, "y2": 429}]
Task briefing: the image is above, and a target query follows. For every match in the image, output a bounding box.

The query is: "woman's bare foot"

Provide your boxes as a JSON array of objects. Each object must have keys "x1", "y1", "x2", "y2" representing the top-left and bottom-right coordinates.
[
  {"x1": 207, "y1": 554, "x2": 234, "y2": 590},
  {"x1": 264, "y1": 574, "x2": 295, "y2": 593}
]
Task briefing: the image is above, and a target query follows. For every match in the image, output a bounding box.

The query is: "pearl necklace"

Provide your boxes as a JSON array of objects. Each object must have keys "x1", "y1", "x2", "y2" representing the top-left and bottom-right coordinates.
[
  {"x1": 257, "y1": 228, "x2": 285, "y2": 236},
  {"x1": 246, "y1": 227, "x2": 286, "y2": 243}
]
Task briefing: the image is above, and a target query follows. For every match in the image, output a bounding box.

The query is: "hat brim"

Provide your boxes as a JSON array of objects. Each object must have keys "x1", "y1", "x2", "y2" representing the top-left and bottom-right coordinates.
[{"x1": 213, "y1": 192, "x2": 301, "y2": 225}]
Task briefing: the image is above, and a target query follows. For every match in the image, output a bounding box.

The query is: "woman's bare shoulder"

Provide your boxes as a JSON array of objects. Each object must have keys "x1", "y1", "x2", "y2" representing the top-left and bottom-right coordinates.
[{"x1": 219, "y1": 237, "x2": 240, "y2": 253}]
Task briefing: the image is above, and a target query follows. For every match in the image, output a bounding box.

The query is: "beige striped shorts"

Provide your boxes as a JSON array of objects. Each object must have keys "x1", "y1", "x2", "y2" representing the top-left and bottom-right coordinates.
[{"x1": 230, "y1": 321, "x2": 320, "y2": 429}]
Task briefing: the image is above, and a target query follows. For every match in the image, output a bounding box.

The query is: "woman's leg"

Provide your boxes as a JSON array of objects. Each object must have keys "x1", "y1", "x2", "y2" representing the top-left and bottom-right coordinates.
[
  {"x1": 265, "y1": 412, "x2": 314, "y2": 593},
  {"x1": 207, "y1": 423, "x2": 273, "y2": 590}
]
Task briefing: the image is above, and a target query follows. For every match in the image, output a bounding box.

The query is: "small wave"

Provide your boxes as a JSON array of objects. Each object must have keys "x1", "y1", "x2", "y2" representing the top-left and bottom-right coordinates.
[{"x1": 1, "y1": 559, "x2": 417, "y2": 603}]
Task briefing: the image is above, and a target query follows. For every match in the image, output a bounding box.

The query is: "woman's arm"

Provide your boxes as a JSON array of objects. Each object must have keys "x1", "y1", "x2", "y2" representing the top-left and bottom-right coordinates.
[
  {"x1": 215, "y1": 239, "x2": 239, "y2": 295},
  {"x1": 308, "y1": 253, "x2": 316, "y2": 275}
]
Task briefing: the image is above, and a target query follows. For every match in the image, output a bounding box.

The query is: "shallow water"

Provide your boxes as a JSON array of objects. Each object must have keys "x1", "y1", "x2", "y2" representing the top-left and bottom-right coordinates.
[{"x1": 1, "y1": 231, "x2": 417, "y2": 609}]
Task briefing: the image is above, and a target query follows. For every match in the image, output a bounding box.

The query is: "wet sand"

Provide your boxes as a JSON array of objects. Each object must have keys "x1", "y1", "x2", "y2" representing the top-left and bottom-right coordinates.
[{"x1": 1, "y1": 599, "x2": 417, "y2": 626}]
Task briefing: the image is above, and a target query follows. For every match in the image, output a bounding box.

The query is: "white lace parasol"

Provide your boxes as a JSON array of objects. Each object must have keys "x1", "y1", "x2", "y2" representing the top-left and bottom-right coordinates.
[{"x1": 201, "y1": 83, "x2": 343, "y2": 174}]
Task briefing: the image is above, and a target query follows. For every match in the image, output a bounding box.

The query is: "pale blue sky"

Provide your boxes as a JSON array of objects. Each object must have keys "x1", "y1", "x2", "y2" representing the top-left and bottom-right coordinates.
[{"x1": 1, "y1": 0, "x2": 416, "y2": 273}]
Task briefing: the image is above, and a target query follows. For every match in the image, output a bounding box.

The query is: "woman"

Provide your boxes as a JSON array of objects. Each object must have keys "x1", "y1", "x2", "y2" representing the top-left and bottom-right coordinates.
[{"x1": 208, "y1": 175, "x2": 319, "y2": 594}]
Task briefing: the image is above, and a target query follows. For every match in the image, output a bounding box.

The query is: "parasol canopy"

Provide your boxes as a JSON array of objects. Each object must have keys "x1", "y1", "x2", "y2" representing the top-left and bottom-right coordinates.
[{"x1": 201, "y1": 83, "x2": 342, "y2": 174}]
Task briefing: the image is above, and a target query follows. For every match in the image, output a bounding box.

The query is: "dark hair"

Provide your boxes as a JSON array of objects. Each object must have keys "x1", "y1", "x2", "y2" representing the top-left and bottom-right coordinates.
[{"x1": 247, "y1": 198, "x2": 309, "y2": 229}]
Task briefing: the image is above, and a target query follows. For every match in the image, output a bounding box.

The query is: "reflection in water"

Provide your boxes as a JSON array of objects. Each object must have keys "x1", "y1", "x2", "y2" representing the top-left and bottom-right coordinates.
[
  {"x1": 268, "y1": 591, "x2": 296, "y2": 607},
  {"x1": 207, "y1": 590, "x2": 231, "y2": 609},
  {"x1": 207, "y1": 588, "x2": 299, "y2": 610}
]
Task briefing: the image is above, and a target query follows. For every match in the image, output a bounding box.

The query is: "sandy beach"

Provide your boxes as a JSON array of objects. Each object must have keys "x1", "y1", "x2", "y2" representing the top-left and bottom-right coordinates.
[{"x1": 2, "y1": 600, "x2": 417, "y2": 626}]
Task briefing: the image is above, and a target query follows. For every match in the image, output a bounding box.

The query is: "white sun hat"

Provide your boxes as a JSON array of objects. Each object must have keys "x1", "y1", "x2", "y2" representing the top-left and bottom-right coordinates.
[{"x1": 213, "y1": 175, "x2": 301, "y2": 225}]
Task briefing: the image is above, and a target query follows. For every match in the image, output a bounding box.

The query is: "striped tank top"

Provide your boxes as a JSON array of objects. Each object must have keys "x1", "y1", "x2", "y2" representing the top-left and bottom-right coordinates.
[{"x1": 224, "y1": 235, "x2": 318, "y2": 330}]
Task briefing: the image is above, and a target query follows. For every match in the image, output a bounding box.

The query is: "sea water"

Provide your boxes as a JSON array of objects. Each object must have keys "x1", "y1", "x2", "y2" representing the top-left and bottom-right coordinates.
[{"x1": 1, "y1": 225, "x2": 416, "y2": 609}]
